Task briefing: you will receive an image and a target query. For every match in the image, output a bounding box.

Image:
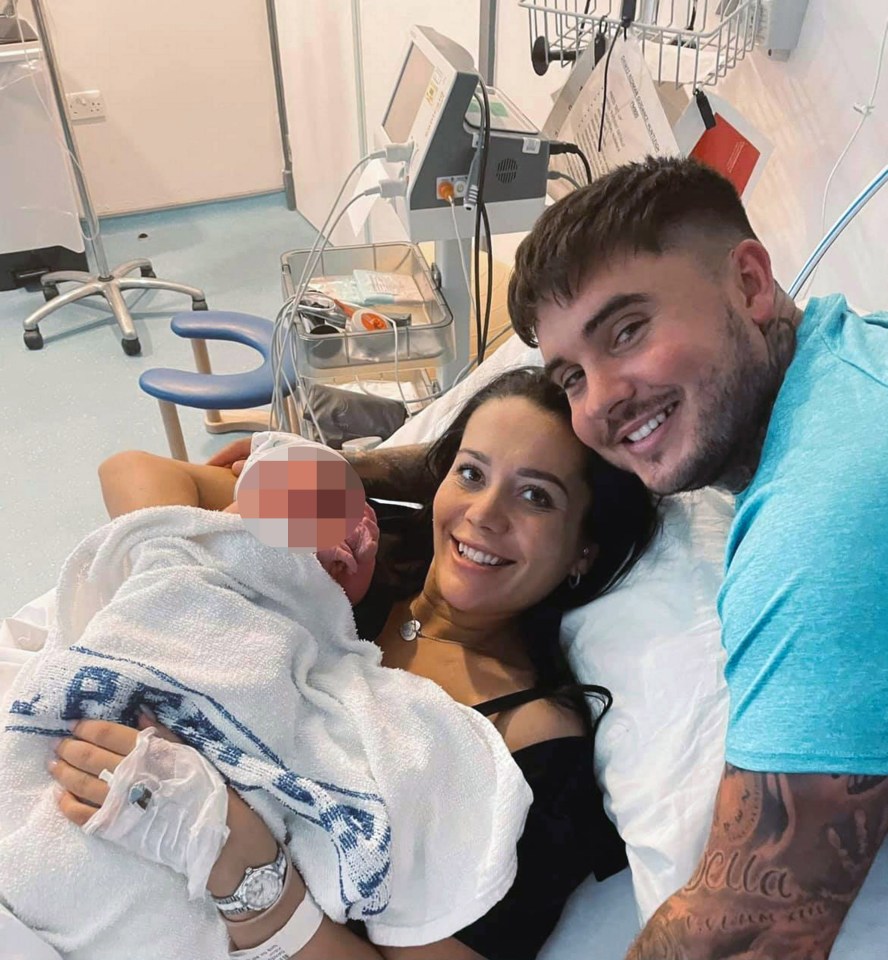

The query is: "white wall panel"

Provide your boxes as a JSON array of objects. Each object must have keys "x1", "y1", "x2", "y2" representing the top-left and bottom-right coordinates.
[{"x1": 20, "y1": 0, "x2": 283, "y2": 215}]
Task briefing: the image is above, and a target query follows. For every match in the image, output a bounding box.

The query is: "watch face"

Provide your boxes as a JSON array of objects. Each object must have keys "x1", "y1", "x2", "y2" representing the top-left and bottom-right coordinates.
[{"x1": 242, "y1": 869, "x2": 283, "y2": 910}]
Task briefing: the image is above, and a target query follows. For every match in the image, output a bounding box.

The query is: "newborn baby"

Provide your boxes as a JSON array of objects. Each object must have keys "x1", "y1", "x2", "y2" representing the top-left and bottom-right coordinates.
[
  {"x1": 0, "y1": 432, "x2": 528, "y2": 959},
  {"x1": 224, "y1": 432, "x2": 380, "y2": 605}
]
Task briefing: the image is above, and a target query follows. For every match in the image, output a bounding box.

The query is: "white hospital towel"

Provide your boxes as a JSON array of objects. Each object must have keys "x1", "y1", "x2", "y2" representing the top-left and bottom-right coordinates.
[{"x1": 0, "y1": 506, "x2": 531, "y2": 958}]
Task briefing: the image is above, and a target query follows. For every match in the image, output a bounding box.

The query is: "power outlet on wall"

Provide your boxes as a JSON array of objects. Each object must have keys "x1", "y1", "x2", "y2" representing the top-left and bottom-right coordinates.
[{"x1": 66, "y1": 90, "x2": 106, "y2": 121}]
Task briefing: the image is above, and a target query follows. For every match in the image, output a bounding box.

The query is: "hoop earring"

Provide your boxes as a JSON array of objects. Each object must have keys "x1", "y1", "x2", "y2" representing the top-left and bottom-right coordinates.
[{"x1": 568, "y1": 571, "x2": 581, "y2": 589}]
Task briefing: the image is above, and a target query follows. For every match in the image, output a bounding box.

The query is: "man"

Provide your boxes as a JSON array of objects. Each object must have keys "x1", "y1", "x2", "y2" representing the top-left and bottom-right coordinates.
[
  {"x1": 505, "y1": 156, "x2": 888, "y2": 959},
  {"x1": 204, "y1": 157, "x2": 887, "y2": 958}
]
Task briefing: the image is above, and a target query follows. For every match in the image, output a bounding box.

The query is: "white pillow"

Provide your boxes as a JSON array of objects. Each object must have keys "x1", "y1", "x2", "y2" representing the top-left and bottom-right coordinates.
[
  {"x1": 563, "y1": 490, "x2": 732, "y2": 920},
  {"x1": 383, "y1": 339, "x2": 734, "y2": 921},
  {"x1": 379, "y1": 335, "x2": 542, "y2": 449}
]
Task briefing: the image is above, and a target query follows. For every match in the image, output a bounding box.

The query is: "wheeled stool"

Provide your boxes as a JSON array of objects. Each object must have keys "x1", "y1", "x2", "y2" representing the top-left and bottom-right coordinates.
[{"x1": 23, "y1": 261, "x2": 209, "y2": 356}]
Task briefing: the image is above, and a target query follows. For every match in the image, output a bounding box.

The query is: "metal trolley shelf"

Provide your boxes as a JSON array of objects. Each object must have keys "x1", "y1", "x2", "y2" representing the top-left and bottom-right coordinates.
[
  {"x1": 280, "y1": 242, "x2": 454, "y2": 379},
  {"x1": 520, "y1": 0, "x2": 761, "y2": 88}
]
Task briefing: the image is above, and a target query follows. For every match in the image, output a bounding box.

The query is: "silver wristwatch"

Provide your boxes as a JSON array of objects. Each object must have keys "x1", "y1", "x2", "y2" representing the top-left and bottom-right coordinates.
[{"x1": 212, "y1": 843, "x2": 287, "y2": 917}]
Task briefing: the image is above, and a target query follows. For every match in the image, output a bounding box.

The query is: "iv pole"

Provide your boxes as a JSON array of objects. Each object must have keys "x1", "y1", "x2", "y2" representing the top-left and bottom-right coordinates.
[{"x1": 22, "y1": 0, "x2": 209, "y2": 355}]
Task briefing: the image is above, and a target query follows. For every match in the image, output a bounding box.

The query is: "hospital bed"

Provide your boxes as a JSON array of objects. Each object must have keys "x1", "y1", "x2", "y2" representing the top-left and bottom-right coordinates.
[
  {"x1": 380, "y1": 333, "x2": 888, "y2": 958},
  {"x1": 2, "y1": 330, "x2": 887, "y2": 959}
]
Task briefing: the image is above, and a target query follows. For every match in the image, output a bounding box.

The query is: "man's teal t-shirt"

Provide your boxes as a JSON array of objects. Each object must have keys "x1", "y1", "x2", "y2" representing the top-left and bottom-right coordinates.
[{"x1": 719, "y1": 294, "x2": 888, "y2": 774}]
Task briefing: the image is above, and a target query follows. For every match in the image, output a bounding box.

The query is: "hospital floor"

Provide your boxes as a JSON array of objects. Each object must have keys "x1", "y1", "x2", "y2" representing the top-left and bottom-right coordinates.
[{"x1": 0, "y1": 191, "x2": 316, "y2": 616}]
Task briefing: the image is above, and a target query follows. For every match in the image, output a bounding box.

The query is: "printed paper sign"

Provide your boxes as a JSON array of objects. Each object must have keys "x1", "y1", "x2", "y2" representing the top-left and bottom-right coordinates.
[
  {"x1": 544, "y1": 35, "x2": 680, "y2": 198},
  {"x1": 673, "y1": 91, "x2": 772, "y2": 199}
]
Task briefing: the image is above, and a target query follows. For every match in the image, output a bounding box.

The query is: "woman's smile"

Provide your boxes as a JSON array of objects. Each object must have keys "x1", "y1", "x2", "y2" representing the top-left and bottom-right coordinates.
[
  {"x1": 449, "y1": 535, "x2": 516, "y2": 572},
  {"x1": 429, "y1": 396, "x2": 592, "y2": 618}
]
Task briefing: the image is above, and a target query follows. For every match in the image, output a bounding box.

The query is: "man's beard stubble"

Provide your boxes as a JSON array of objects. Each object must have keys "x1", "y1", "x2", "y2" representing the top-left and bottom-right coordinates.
[{"x1": 658, "y1": 306, "x2": 792, "y2": 496}]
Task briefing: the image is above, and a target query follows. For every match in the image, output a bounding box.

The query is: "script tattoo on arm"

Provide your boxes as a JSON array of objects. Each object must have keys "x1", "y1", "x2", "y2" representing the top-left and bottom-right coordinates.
[
  {"x1": 625, "y1": 764, "x2": 888, "y2": 960},
  {"x1": 342, "y1": 443, "x2": 436, "y2": 502}
]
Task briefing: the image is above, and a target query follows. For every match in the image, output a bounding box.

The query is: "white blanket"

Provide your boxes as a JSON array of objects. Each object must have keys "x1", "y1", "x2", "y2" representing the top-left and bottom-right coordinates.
[{"x1": 0, "y1": 506, "x2": 531, "y2": 958}]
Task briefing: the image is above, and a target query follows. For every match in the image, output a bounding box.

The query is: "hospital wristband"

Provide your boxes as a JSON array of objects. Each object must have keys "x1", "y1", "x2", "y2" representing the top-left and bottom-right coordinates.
[{"x1": 229, "y1": 875, "x2": 324, "y2": 960}]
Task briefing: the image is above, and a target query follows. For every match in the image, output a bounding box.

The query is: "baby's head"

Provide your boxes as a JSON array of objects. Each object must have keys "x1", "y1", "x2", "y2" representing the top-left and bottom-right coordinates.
[{"x1": 230, "y1": 432, "x2": 379, "y2": 604}]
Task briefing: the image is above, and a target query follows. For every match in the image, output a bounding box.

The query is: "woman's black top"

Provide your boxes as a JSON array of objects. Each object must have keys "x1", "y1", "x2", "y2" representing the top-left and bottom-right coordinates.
[{"x1": 350, "y1": 586, "x2": 627, "y2": 960}]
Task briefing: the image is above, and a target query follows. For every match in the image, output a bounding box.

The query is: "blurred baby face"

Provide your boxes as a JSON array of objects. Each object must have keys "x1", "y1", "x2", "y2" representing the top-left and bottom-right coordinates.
[
  {"x1": 234, "y1": 443, "x2": 377, "y2": 604},
  {"x1": 236, "y1": 445, "x2": 366, "y2": 551}
]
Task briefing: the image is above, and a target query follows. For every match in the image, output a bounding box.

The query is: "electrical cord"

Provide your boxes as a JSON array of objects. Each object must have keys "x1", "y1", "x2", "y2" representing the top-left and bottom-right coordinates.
[
  {"x1": 478, "y1": 203, "x2": 493, "y2": 365},
  {"x1": 794, "y1": 15, "x2": 888, "y2": 298},
  {"x1": 449, "y1": 322, "x2": 516, "y2": 389},
  {"x1": 290, "y1": 151, "x2": 387, "y2": 301},
  {"x1": 790, "y1": 162, "x2": 888, "y2": 300},
  {"x1": 550, "y1": 141, "x2": 593, "y2": 184},
  {"x1": 449, "y1": 191, "x2": 493, "y2": 370},
  {"x1": 467, "y1": 96, "x2": 484, "y2": 360},
  {"x1": 548, "y1": 170, "x2": 584, "y2": 191},
  {"x1": 820, "y1": 16, "x2": 888, "y2": 236},
  {"x1": 448, "y1": 197, "x2": 475, "y2": 317},
  {"x1": 377, "y1": 310, "x2": 413, "y2": 417},
  {"x1": 287, "y1": 145, "x2": 411, "y2": 319},
  {"x1": 596, "y1": 6, "x2": 636, "y2": 153},
  {"x1": 271, "y1": 145, "x2": 411, "y2": 436},
  {"x1": 271, "y1": 187, "x2": 382, "y2": 440},
  {"x1": 597, "y1": 27, "x2": 622, "y2": 152},
  {"x1": 472, "y1": 82, "x2": 492, "y2": 366},
  {"x1": 272, "y1": 180, "x2": 365, "y2": 433}
]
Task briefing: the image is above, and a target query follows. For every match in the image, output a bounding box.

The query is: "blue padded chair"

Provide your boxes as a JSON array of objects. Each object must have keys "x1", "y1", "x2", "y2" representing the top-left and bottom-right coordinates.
[{"x1": 139, "y1": 311, "x2": 296, "y2": 461}]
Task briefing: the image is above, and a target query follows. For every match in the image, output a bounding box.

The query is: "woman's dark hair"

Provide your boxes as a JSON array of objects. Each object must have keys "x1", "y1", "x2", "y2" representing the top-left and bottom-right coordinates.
[{"x1": 376, "y1": 367, "x2": 659, "y2": 737}]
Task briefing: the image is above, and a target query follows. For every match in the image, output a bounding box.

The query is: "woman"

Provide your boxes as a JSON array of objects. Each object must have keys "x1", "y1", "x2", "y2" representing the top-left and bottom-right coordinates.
[{"x1": 50, "y1": 368, "x2": 658, "y2": 960}]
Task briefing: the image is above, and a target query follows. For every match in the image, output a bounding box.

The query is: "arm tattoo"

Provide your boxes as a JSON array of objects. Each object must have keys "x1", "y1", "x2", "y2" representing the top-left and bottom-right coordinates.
[
  {"x1": 342, "y1": 443, "x2": 436, "y2": 502},
  {"x1": 626, "y1": 765, "x2": 888, "y2": 960}
]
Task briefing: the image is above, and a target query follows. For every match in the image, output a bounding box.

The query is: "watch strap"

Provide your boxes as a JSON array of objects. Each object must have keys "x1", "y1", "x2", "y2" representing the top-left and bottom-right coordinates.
[{"x1": 213, "y1": 844, "x2": 287, "y2": 916}]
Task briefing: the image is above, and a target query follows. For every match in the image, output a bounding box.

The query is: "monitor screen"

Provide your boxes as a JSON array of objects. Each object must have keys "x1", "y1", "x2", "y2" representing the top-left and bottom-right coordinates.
[{"x1": 383, "y1": 43, "x2": 434, "y2": 143}]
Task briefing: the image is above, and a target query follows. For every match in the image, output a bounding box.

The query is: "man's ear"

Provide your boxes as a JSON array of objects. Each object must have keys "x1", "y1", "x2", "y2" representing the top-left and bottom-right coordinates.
[
  {"x1": 731, "y1": 239, "x2": 776, "y2": 330},
  {"x1": 571, "y1": 543, "x2": 599, "y2": 579}
]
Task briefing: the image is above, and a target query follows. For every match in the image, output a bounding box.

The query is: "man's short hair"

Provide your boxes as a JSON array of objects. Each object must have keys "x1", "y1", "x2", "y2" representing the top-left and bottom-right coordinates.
[{"x1": 508, "y1": 156, "x2": 758, "y2": 346}]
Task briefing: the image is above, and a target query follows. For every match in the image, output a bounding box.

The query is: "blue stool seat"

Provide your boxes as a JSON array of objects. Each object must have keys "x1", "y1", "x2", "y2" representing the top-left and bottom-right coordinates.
[
  {"x1": 139, "y1": 311, "x2": 294, "y2": 409},
  {"x1": 139, "y1": 310, "x2": 298, "y2": 461}
]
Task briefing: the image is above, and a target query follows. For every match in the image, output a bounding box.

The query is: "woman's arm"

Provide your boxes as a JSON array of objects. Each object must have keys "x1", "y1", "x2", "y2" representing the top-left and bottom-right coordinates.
[
  {"x1": 97, "y1": 441, "x2": 433, "y2": 521},
  {"x1": 98, "y1": 451, "x2": 238, "y2": 518},
  {"x1": 51, "y1": 719, "x2": 484, "y2": 960}
]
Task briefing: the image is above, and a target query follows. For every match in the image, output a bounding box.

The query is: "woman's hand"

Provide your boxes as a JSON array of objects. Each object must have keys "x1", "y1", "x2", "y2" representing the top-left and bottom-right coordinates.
[
  {"x1": 49, "y1": 715, "x2": 278, "y2": 900},
  {"x1": 50, "y1": 716, "x2": 170, "y2": 826}
]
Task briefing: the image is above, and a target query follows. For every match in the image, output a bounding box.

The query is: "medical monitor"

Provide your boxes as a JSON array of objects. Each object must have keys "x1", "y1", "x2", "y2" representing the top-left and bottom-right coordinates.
[
  {"x1": 378, "y1": 26, "x2": 549, "y2": 241},
  {"x1": 383, "y1": 43, "x2": 435, "y2": 144}
]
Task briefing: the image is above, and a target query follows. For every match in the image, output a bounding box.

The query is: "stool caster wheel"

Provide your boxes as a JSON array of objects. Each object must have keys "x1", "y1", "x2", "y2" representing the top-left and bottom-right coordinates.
[
  {"x1": 140, "y1": 267, "x2": 157, "y2": 278},
  {"x1": 43, "y1": 283, "x2": 59, "y2": 302},
  {"x1": 122, "y1": 336, "x2": 142, "y2": 356},
  {"x1": 192, "y1": 299, "x2": 208, "y2": 311},
  {"x1": 24, "y1": 329, "x2": 44, "y2": 350}
]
